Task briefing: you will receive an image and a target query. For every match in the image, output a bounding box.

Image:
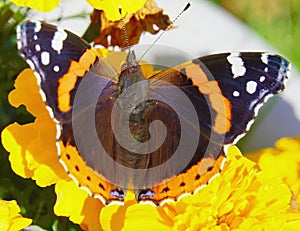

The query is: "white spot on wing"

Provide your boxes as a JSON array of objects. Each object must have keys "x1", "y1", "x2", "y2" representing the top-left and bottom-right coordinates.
[
  {"x1": 261, "y1": 53, "x2": 269, "y2": 65},
  {"x1": 56, "y1": 142, "x2": 61, "y2": 156},
  {"x1": 34, "y1": 21, "x2": 42, "y2": 32},
  {"x1": 259, "y1": 76, "x2": 265, "y2": 82},
  {"x1": 58, "y1": 158, "x2": 68, "y2": 172},
  {"x1": 51, "y1": 28, "x2": 67, "y2": 54},
  {"x1": 159, "y1": 155, "x2": 227, "y2": 206},
  {"x1": 254, "y1": 102, "x2": 264, "y2": 117},
  {"x1": 107, "y1": 199, "x2": 125, "y2": 206},
  {"x1": 33, "y1": 71, "x2": 41, "y2": 86},
  {"x1": 26, "y1": 59, "x2": 35, "y2": 70},
  {"x1": 35, "y1": 44, "x2": 41, "y2": 51},
  {"x1": 207, "y1": 172, "x2": 220, "y2": 184},
  {"x1": 263, "y1": 93, "x2": 274, "y2": 104},
  {"x1": 16, "y1": 25, "x2": 21, "y2": 39},
  {"x1": 56, "y1": 123, "x2": 62, "y2": 140},
  {"x1": 53, "y1": 65, "x2": 60, "y2": 72},
  {"x1": 93, "y1": 195, "x2": 109, "y2": 205},
  {"x1": 177, "y1": 193, "x2": 192, "y2": 201},
  {"x1": 34, "y1": 35, "x2": 38, "y2": 40},
  {"x1": 227, "y1": 53, "x2": 246, "y2": 78},
  {"x1": 256, "y1": 94, "x2": 271, "y2": 116},
  {"x1": 17, "y1": 41, "x2": 22, "y2": 50},
  {"x1": 33, "y1": 70, "x2": 47, "y2": 102},
  {"x1": 246, "y1": 80, "x2": 258, "y2": 94},
  {"x1": 41, "y1": 51, "x2": 50, "y2": 65},
  {"x1": 45, "y1": 105, "x2": 55, "y2": 118},
  {"x1": 284, "y1": 63, "x2": 291, "y2": 86},
  {"x1": 39, "y1": 89, "x2": 47, "y2": 102},
  {"x1": 160, "y1": 198, "x2": 179, "y2": 206},
  {"x1": 232, "y1": 133, "x2": 246, "y2": 145},
  {"x1": 246, "y1": 119, "x2": 255, "y2": 131},
  {"x1": 233, "y1": 90, "x2": 240, "y2": 97},
  {"x1": 80, "y1": 185, "x2": 93, "y2": 196},
  {"x1": 232, "y1": 92, "x2": 275, "y2": 145}
]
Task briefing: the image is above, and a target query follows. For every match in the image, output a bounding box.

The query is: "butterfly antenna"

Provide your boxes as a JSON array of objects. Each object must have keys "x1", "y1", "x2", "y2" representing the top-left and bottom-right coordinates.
[
  {"x1": 119, "y1": 7, "x2": 131, "y2": 52},
  {"x1": 139, "y1": 2, "x2": 191, "y2": 61}
]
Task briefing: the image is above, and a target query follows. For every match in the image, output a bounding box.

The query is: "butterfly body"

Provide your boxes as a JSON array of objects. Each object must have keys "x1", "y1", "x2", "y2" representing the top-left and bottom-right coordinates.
[{"x1": 17, "y1": 20, "x2": 290, "y2": 205}]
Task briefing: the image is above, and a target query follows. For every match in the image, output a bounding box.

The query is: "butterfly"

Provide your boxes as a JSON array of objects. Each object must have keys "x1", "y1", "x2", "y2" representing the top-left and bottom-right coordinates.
[{"x1": 17, "y1": 20, "x2": 290, "y2": 205}]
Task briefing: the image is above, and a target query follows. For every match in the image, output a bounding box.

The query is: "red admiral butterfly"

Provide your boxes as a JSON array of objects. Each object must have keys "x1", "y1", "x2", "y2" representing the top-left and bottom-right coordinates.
[{"x1": 17, "y1": 20, "x2": 290, "y2": 205}]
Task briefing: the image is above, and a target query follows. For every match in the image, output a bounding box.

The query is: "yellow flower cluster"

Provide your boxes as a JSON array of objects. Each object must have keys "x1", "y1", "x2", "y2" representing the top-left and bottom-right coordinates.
[
  {"x1": 247, "y1": 136, "x2": 300, "y2": 212},
  {"x1": 10, "y1": 0, "x2": 146, "y2": 20},
  {"x1": 170, "y1": 148, "x2": 300, "y2": 230},
  {"x1": 98, "y1": 147, "x2": 300, "y2": 230},
  {"x1": 0, "y1": 200, "x2": 32, "y2": 231}
]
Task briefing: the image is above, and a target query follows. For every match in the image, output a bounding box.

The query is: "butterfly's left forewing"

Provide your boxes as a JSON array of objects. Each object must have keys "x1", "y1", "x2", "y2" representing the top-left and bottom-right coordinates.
[
  {"x1": 17, "y1": 20, "x2": 115, "y2": 122},
  {"x1": 17, "y1": 20, "x2": 124, "y2": 205}
]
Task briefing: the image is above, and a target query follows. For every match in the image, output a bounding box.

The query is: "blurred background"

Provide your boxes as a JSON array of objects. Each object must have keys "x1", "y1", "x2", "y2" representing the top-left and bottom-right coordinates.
[{"x1": 0, "y1": 0, "x2": 299, "y2": 230}]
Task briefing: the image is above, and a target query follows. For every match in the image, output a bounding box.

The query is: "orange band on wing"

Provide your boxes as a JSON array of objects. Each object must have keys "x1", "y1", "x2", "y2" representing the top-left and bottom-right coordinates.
[
  {"x1": 199, "y1": 81, "x2": 232, "y2": 134},
  {"x1": 58, "y1": 140, "x2": 117, "y2": 203},
  {"x1": 57, "y1": 48, "x2": 100, "y2": 112},
  {"x1": 184, "y1": 62, "x2": 209, "y2": 85},
  {"x1": 141, "y1": 153, "x2": 226, "y2": 204},
  {"x1": 185, "y1": 63, "x2": 232, "y2": 134}
]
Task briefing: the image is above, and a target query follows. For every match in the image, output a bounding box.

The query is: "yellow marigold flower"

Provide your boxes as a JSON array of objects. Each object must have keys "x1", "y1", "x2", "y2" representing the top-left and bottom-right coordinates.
[
  {"x1": 54, "y1": 180, "x2": 104, "y2": 230},
  {"x1": 101, "y1": 147, "x2": 299, "y2": 230},
  {"x1": 247, "y1": 136, "x2": 300, "y2": 211},
  {"x1": 10, "y1": 0, "x2": 59, "y2": 12},
  {"x1": 1, "y1": 69, "x2": 68, "y2": 186},
  {"x1": 2, "y1": 56, "x2": 300, "y2": 229},
  {"x1": 170, "y1": 147, "x2": 298, "y2": 230},
  {"x1": 87, "y1": 0, "x2": 146, "y2": 21},
  {"x1": 0, "y1": 200, "x2": 32, "y2": 231},
  {"x1": 10, "y1": 0, "x2": 146, "y2": 20}
]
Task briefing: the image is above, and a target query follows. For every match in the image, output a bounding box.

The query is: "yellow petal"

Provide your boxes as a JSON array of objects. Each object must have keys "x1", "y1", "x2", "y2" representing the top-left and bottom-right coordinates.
[
  {"x1": 10, "y1": 0, "x2": 59, "y2": 12},
  {"x1": 54, "y1": 180, "x2": 88, "y2": 222},
  {"x1": 87, "y1": 0, "x2": 146, "y2": 21},
  {"x1": 100, "y1": 204, "x2": 124, "y2": 230},
  {"x1": 8, "y1": 69, "x2": 47, "y2": 117},
  {"x1": 1, "y1": 122, "x2": 36, "y2": 178},
  {"x1": 1, "y1": 119, "x2": 67, "y2": 187},
  {"x1": 54, "y1": 180, "x2": 103, "y2": 227},
  {"x1": 247, "y1": 136, "x2": 300, "y2": 206},
  {"x1": 100, "y1": 202, "x2": 172, "y2": 231},
  {"x1": 123, "y1": 204, "x2": 172, "y2": 231},
  {"x1": 0, "y1": 200, "x2": 32, "y2": 231},
  {"x1": 170, "y1": 145, "x2": 299, "y2": 230},
  {"x1": 282, "y1": 221, "x2": 300, "y2": 231}
]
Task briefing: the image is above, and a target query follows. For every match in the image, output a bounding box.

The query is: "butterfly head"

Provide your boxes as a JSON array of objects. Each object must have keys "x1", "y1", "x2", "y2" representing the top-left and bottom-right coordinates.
[
  {"x1": 118, "y1": 50, "x2": 146, "y2": 93},
  {"x1": 121, "y1": 50, "x2": 139, "y2": 71}
]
